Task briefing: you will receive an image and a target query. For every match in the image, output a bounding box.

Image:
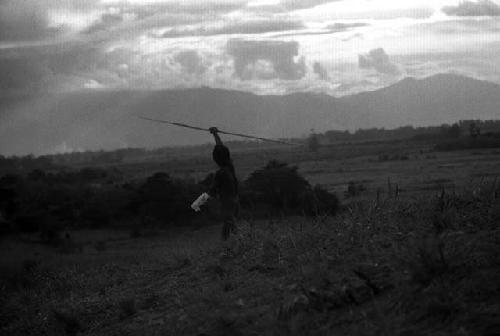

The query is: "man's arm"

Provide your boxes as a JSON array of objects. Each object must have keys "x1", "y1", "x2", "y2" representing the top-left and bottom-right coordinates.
[
  {"x1": 208, "y1": 171, "x2": 219, "y2": 198},
  {"x1": 209, "y1": 127, "x2": 223, "y2": 146}
]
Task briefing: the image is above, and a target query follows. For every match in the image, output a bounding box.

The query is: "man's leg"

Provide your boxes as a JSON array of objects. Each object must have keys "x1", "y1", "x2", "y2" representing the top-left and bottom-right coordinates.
[
  {"x1": 220, "y1": 199, "x2": 238, "y2": 240},
  {"x1": 221, "y1": 216, "x2": 236, "y2": 241},
  {"x1": 221, "y1": 218, "x2": 230, "y2": 241}
]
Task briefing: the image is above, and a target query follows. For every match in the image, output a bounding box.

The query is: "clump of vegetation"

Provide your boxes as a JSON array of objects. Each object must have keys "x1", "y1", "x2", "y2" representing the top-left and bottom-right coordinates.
[
  {"x1": 307, "y1": 132, "x2": 320, "y2": 152},
  {"x1": 242, "y1": 160, "x2": 339, "y2": 217},
  {"x1": 0, "y1": 168, "x2": 206, "y2": 236},
  {"x1": 1, "y1": 158, "x2": 339, "y2": 236},
  {"x1": 132, "y1": 172, "x2": 202, "y2": 225},
  {"x1": 302, "y1": 185, "x2": 340, "y2": 216},
  {"x1": 344, "y1": 180, "x2": 367, "y2": 198},
  {"x1": 244, "y1": 160, "x2": 309, "y2": 210}
]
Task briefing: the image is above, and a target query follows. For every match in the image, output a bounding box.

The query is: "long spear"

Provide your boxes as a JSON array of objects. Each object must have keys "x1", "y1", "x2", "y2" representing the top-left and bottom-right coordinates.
[{"x1": 138, "y1": 116, "x2": 300, "y2": 146}]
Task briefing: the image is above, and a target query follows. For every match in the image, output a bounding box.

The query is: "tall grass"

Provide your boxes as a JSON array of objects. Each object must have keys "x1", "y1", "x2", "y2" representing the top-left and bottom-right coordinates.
[{"x1": 1, "y1": 181, "x2": 499, "y2": 335}]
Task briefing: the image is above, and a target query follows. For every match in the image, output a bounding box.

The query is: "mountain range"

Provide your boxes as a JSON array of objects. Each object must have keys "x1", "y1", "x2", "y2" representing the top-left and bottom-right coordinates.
[{"x1": 1, "y1": 73, "x2": 500, "y2": 155}]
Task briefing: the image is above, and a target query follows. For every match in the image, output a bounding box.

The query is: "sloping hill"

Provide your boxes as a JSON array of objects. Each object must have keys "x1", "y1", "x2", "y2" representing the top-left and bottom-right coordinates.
[
  {"x1": 341, "y1": 74, "x2": 500, "y2": 129},
  {"x1": 1, "y1": 74, "x2": 499, "y2": 155}
]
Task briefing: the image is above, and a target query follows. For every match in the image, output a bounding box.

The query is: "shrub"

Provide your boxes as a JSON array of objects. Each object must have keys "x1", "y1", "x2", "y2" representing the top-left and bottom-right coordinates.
[
  {"x1": 135, "y1": 172, "x2": 202, "y2": 225},
  {"x1": 301, "y1": 185, "x2": 340, "y2": 216},
  {"x1": 245, "y1": 160, "x2": 309, "y2": 211},
  {"x1": 345, "y1": 181, "x2": 366, "y2": 198},
  {"x1": 308, "y1": 133, "x2": 320, "y2": 152},
  {"x1": 0, "y1": 174, "x2": 23, "y2": 188},
  {"x1": 408, "y1": 236, "x2": 449, "y2": 287},
  {"x1": 80, "y1": 199, "x2": 113, "y2": 228},
  {"x1": 27, "y1": 169, "x2": 46, "y2": 181},
  {"x1": 243, "y1": 160, "x2": 339, "y2": 216}
]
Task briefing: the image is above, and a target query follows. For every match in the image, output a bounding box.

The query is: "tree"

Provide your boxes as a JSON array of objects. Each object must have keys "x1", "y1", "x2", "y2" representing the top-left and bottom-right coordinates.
[
  {"x1": 245, "y1": 160, "x2": 310, "y2": 210},
  {"x1": 449, "y1": 123, "x2": 462, "y2": 138},
  {"x1": 243, "y1": 160, "x2": 340, "y2": 216},
  {"x1": 308, "y1": 132, "x2": 320, "y2": 152},
  {"x1": 469, "y1": 122, "x2": 480, "y2": 138}
]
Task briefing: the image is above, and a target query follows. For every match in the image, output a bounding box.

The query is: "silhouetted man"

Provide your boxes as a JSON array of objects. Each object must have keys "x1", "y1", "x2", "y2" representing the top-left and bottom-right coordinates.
[{"x1": 208, "y1": 127, "x2": 239, "y2": 240}]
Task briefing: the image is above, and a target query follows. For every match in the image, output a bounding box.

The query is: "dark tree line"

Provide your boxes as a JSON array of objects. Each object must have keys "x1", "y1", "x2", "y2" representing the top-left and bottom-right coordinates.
[
  {"x1": 0, "y1": 161, "x2": 339, "y2": 238},
  {"x1": 314, "y1": 120, "x2": 500, "y2": 144}
]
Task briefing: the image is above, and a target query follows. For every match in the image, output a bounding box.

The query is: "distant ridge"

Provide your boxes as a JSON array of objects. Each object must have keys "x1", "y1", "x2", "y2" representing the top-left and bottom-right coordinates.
[
  {"x1": 341, "y1": 73, "x2": 500, "y2": 129},
  {"x1": 1, "y1": 74, "x2": 500, "y2": 155}
]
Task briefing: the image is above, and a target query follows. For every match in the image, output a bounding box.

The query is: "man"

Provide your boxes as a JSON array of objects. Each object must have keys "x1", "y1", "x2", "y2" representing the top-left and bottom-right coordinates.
[{"x1": 207, "y1": 127, "x2": 239, "y2": 240}]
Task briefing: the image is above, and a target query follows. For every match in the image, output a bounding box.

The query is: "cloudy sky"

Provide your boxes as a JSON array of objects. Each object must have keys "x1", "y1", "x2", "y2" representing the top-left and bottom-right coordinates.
[{"x1": 1, "y1": 0, "x2": 500, "y2": 99}]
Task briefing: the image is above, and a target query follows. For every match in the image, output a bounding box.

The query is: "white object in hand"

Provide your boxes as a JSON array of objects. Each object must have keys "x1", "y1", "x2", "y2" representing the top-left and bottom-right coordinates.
[{"x1": 191, "y1": 192, "x2": 210, "y2": 212}]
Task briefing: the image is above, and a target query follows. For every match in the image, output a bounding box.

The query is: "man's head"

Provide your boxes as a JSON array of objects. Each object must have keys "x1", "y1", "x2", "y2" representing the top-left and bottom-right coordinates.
[{"x1": 213, "y1": 144, "x2": 231, "y2": 167}]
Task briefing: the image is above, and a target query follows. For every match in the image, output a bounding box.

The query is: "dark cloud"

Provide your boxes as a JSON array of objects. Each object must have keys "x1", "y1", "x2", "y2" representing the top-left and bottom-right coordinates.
[
  {"x1": 326, "y1": 22, "x2": 369, "y2": 32},
  {"x1": 359, "y1": 48, "x2": 400, "y2": 75},
  {"x1": 442, "y1": 0, "x2": 500, "y2": 16},
  {"x1": 160, "y1": 19, "x2": 304, "y2": 38},
  {"x1": 145, "y1": 1, "x2": 248, "y2": 15},
  {"x1": 102, "y1": 0, "x2": 247, "y2": 22},
  {"x1": 173, "y1": 50, "x2": 206, "y2": 75},
  {"x1": 280, "y1": 0, "x2": 341, "y2": 10},
  {"x1": 0, "y1": 0, "x2": 58, "y2": 42},
  {"x1": 253, "y1": 1, "x2": 432, "y2": 19},
  {"x1": 271, "y1": 30, "x2": 331, "y2": 38},
  {"x1": 82, "y1": 3, "x2": 211, "y2": 36},
  {"x1": 0, "y1": 40, "x2": 134, "y2": 100},
  {"x1": 0, "y1": 42, "x2": 91, "y2": 100},
  {"x1": 252, "y1": 0, "x2": 341, "y2": 12},
  {"x1": 313, "y1": 62, "x2": 329, "y2": 80},
  {"x1": 227, "y1": 39, "x2": 306, "y2": 80},
  {"x1": 0, "y1": 0, "x2": 226, "y2": 99},
  {"x1": 0, "y1": 0, "x2": 242, "y2": 43},
  {"x1": 0, "y1": 55, "x2": 52, "y2": 96},
  {"x1": 0, "y1": 0, "x2": 105, "y2": 42}
]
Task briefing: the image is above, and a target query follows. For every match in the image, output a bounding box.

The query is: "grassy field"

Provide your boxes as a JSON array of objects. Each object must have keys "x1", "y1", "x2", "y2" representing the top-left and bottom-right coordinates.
[
  {"x1": 103, "y1": 140, "x2": 500, "y2": 199},
  {"x1": 1, "y1": 142, "x2": 500, "y2": 335}
]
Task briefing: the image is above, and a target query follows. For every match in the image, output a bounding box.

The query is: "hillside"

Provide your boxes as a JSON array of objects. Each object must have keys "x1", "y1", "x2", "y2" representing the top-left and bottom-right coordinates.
[
  {"x1": 341, "y1": 74, "x2": 500, "y2": 129},
  {"x1": 1, "y1": 74, "x2": 500, "y2": 155}
]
